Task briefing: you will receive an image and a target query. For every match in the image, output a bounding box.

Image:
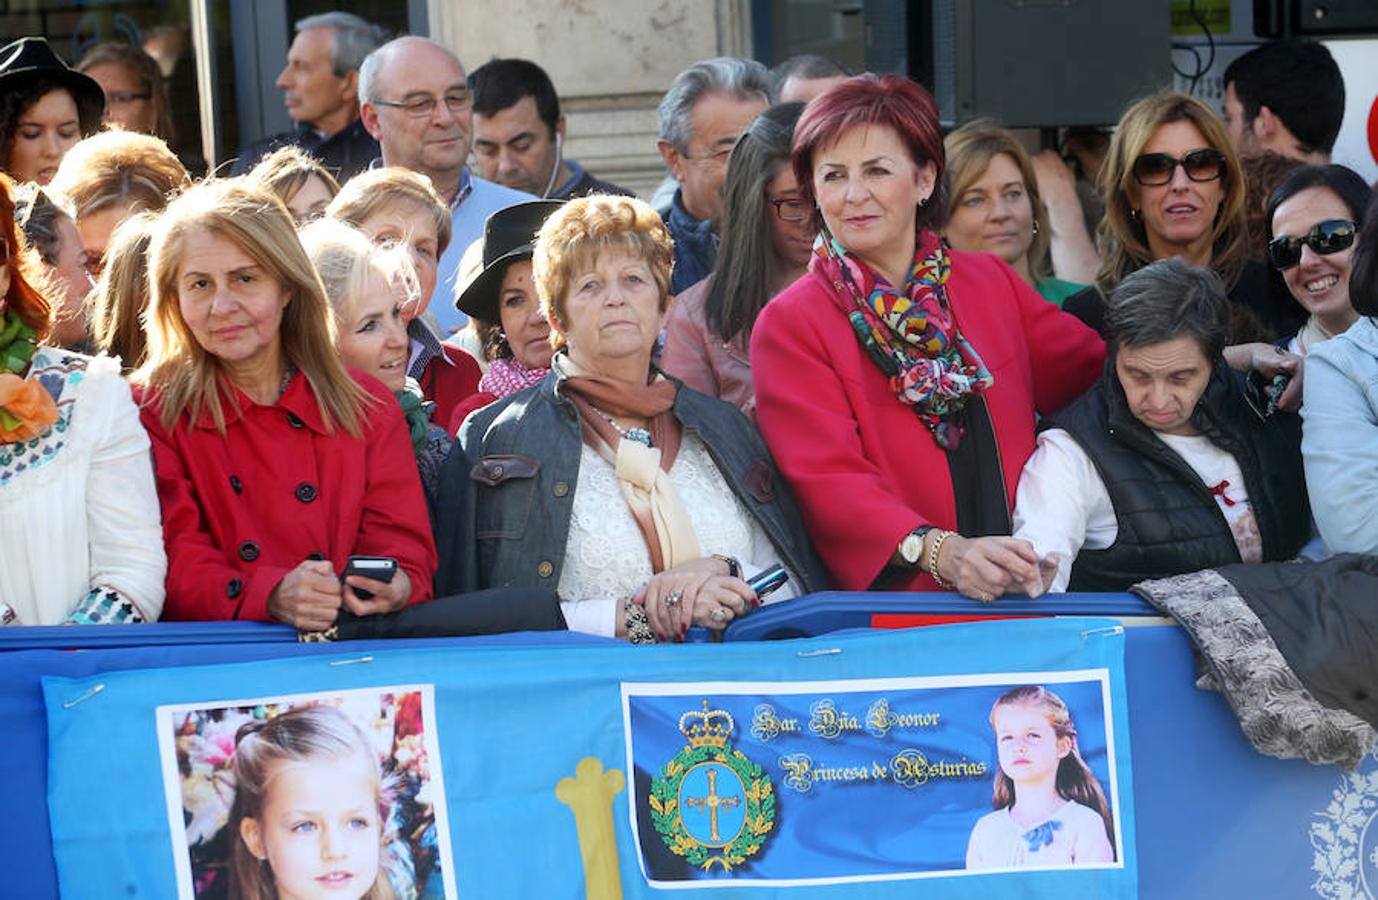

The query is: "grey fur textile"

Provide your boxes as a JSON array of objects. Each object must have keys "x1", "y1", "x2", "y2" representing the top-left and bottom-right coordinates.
[{"x1": 1133, "y1": 569, "x2": 1375, "y2": 770}]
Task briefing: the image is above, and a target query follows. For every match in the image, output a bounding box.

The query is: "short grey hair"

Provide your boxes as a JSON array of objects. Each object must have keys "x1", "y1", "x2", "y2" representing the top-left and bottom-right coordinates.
[
  {"x1": 358, "y1": 36, "x2": 464, "y2": 106},
  {"x1": 657, "y1": 56, "x2": 770, "y2": 152},
  {"x1": 296, "y1": 12, "x2": 387, "y2": 78},
  {"x1": 1106, "y1": 258, "x2": 1230, "y2": 360}
]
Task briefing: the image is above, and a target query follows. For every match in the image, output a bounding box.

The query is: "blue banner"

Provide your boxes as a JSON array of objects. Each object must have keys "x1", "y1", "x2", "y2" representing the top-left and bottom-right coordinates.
[
  {"x1": 42, "y1": 618, "x2": 1135, "y2": 898},
  {"x1": 623, "y1": 673, "x2": 1120, "y2": 886}
]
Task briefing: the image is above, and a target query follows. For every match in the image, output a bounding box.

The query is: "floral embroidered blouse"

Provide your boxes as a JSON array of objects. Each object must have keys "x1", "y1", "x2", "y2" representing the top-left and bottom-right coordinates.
[{"x1": 0, "y1": 349, "x2": 165, "y2": 624}]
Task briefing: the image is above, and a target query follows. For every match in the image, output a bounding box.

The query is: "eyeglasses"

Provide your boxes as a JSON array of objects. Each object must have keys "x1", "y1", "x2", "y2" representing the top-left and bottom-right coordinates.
[
  {"x1": 372, "y1": 90, "x2": 473, "y2": 119},
  {"x1": 769, "y1": 197, "x2": 810, "y2": 223},
  {"x1": 1267, "y1": 218, "x2": 1357, "y2": 270},
  {"x1": 1131, "y1": 148, "x2": 1227, "y2": 186},
  {"x1": 106, "y1": 91, "x2": 151, "y2": 106}
]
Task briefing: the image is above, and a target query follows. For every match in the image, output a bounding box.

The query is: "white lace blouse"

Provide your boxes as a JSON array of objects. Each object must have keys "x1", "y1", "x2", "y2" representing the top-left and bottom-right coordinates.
[{"x1": 557, "y1": 432, "x2": 793, "y2": 636}]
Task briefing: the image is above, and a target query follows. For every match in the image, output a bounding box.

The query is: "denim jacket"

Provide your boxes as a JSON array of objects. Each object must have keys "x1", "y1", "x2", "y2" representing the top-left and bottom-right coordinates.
[
  {"x1": 432, "y1": 361, "x2": 829, "y2": 599},
  {"x1": 1301, "y1": 316, "x2": 1378, "y2": 554}
]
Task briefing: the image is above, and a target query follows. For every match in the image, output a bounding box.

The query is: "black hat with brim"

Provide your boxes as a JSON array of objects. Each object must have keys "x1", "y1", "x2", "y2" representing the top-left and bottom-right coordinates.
[
  {"x1": 0, "y1": 38, "x2": 106, "y2": 135},
  {"x1": 455, "y1": 199, "x2": 565, "y2": 322}
]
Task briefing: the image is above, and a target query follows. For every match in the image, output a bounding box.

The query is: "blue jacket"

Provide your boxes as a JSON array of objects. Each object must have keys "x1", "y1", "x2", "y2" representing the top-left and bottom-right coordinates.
[
  {"x1": 662, "y1": 189, "x2": 717, "y2": 296},
  {"x1": 433, "y1": 361, "x2": 828, "y2": 600},
  {"x1": 1301, "y1": 316, "x2": 1378, "y2": 554}
]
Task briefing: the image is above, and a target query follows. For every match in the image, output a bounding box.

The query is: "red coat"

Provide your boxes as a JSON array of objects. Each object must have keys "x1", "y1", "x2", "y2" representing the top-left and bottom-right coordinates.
[
  {"x1": 139, "y1": 371, "x2": 438, "y2": 622},
  {"x1": 419, "y1": 342, "x2": 482, "y2": 430},
  {"x1": 750, "y1": 251, "x2": 1104, "y2": 592}
]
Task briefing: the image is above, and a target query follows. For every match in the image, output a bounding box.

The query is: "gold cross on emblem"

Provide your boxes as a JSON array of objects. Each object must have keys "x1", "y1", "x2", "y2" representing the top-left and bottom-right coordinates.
[{"x1": 685, "y1": 766, "x2": 740, "y2": 843}]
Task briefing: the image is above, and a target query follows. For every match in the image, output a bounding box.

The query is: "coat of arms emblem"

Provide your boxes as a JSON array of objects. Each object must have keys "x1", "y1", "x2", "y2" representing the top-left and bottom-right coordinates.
[{"x1": 650, "y1": 699, "x2": 776, "y2": 872}]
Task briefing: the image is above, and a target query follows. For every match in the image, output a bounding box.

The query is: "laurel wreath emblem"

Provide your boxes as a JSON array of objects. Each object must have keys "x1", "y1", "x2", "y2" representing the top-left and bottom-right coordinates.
[
  {"x1": 650, "y1": 744, "x2": 776, "y2": 872},
  {"x1": 1310, "y1": 750, "x2": 1378, "y2": 898}
]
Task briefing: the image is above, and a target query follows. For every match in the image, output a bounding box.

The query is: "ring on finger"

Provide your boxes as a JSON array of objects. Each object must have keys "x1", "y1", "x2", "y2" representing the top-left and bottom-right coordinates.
[
  {"x1": 663, "y1": 590, "x2": 683, "y2": 609},
  {"x1": 711, "y1": 607, "x2": 728, "y2": 623}
]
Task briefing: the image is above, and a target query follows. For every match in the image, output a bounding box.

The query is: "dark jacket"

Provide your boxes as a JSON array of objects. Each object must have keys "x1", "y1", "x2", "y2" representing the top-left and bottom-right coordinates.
[
  {"x1": 661, "y1": 189, "x2": 717, "y2": 295},
  {"x1": 432, "y1": 360, "x2": 828, "y2": 599},
  {"x1": 231, "y1": 118, "x2": 380, "y2": 181},
  {"x1": 1044, "y1": 353, "x2": 1310, "y2": 592},
  {"x1": 552, "y1": 160, "x2": 635, "y2": 200}
]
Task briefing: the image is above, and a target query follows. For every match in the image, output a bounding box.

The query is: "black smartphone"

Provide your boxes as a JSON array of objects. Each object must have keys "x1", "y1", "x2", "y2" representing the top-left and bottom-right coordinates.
[
  {"x1": 343, "y1": 555, "x2": 397, "y2": 600},
  {"x1": 746, "y1": 564, "x2": 789, "y2": 600}
]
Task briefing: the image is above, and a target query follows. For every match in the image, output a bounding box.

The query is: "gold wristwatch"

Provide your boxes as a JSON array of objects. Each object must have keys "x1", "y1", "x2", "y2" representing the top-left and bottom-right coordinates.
[{"x1": 898, "y1": 526, "x2": 934, "y2": 567}]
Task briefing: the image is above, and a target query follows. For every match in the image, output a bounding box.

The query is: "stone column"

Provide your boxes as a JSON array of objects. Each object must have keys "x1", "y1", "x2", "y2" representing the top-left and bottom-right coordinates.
[{"x1": 428, "y1": 0, "x2": 753, "y2": 199}]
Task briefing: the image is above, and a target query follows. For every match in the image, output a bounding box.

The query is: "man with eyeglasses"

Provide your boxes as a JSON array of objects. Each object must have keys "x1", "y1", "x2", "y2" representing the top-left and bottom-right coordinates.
[
  {"x1": 231, "y1": 12, "x2": 386, "y2": 180},
  {"x1": 656, "y1": 57, "x2": 770, "y2": 295},
  {"x1": 359, "y1": 36, "x2": 534, "y2": 335}
]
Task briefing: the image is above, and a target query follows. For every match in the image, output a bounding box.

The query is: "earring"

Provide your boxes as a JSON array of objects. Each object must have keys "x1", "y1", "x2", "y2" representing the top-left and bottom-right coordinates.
[
  {"x1": 919, "y1": 197, "x2": 928, "y2": 208},
  {"x1": 1031, "y1": 220, "x2": 1039, "y2": 236},
  {"x1": 1129, "y1": 208, "x2": 1141, "y2": 221}
]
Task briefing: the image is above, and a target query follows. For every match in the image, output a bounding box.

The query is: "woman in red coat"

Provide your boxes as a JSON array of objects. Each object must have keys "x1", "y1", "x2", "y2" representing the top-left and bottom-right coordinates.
[
  {"x1": 135, "y1": 179, "x2": 436, "y2": 628},
  {"x1": 751, "y1": 75, "x2": 1105, "y2": 600}
]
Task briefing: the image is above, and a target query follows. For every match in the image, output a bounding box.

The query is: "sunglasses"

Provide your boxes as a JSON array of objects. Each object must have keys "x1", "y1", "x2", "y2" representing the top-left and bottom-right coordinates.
[
  {"x1": 1131, "y1": 148, "x2": 1227, "y2": 186},
  {"x1": 1267, "y1": 218, "x2": 1357, "y2": 269}
]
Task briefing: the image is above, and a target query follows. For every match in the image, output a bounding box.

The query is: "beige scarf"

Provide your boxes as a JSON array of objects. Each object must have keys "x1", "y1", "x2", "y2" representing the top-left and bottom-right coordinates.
[{"x1": 559, "y1": 360, "x2": 701, "y2": 572}]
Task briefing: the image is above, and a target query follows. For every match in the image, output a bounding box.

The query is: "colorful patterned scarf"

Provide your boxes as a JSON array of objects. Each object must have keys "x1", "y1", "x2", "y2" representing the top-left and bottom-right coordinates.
[
  {"x1": 810, "y1": 229, "x2": 994, "y2": 449},
  {"x1": 479, "y1": 355, "x2": 549, "y2": 399}
]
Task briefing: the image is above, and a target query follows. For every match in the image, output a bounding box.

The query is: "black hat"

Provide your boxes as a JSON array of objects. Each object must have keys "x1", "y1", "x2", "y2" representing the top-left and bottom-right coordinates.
[
  {"x1": 0, "y1": 38, "x2": 105, "y2": 134},
  {"x1": 454, "y1": 200, "x2": 564, "y2": 321}
]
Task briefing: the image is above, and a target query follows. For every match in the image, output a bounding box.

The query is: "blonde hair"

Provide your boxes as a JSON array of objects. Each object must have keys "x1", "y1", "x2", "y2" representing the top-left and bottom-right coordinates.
[
  {"x1": 48, "y1": 129, "x2": 189, "y2": 221},
  {"x1": 325, "y1": 166, "x2": 451, "y2": 256},
  {"x1": 246, "y1": 145, "x2": 341, "y2": 219},
  {"x1": 943, "y1": 121, "x2": 1051, "y2": 278},
  {"x1": 136, "y1": 178, "x2": 368, "y2": 435},
  {"x1": 299, "y1": 217, "x2": 420, "y2": 325},
  {"x1": 533, "y1": 194, "x2": 673, "y2": 351},
  {"x1": 1096, "y1": 91, "x2": 1247, "y2": 295},
  {"x1": 88, "y1": 210, "x2": 157, "y2": 370},
  {"x1": 228, "y1": 705, "x2": 395, "y2": 900}
]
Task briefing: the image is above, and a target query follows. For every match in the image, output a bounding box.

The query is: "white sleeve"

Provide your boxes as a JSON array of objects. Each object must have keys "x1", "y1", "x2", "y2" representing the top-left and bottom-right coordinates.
[
  {"x1": 560, "y1": 597, "x2": 618, "y2": 638},
  {"x1": 1012, "y1": 430, "x2": 1117, "y2": 593},
  {"x1": 1071, "y1": 806, "x2": 1116, "y2": 864},
  {"x1": 84, "y1": 365, "x2": 167, "y2": 620}
]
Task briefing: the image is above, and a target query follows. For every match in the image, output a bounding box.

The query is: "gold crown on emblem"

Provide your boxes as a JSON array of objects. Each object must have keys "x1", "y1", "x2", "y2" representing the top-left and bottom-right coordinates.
[{"x1": 679, "y1": 699, "x2": 735, "y2": 748}]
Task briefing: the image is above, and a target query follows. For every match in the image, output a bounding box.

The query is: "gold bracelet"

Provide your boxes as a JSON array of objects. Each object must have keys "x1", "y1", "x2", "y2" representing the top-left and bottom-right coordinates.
[{"x1": 927, "y1": 530, "x2": 956, "y2": 590}]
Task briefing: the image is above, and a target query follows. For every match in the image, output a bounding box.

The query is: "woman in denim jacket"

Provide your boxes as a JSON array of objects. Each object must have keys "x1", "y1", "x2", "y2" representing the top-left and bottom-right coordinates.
[
  {"x1": 433, "y1": 195, "x2": 826, "y2": 643},
  {"x1": 1302, "y1": 193, "x2": 1378, "y2": 554}
]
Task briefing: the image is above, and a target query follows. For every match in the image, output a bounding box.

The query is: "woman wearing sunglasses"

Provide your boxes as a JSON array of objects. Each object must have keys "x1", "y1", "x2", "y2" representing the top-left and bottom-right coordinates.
[
  {"x1": 1064, "y1": 92, "x2": 1280, "y2": 343},
  {"x1": 1265, "y1": 165, "x2": 1370, "y2": 355},
  {"x1": 1301, "y1": 191, "x2": 1378, "y2": 555}
]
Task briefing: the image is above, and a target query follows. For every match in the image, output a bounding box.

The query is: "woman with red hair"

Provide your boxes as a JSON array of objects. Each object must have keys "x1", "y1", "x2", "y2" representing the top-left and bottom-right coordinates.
[
  {"x1": 750, "y1": 75, "x2": 1105, "y2": 600},
  {"x1": 0, "y1": 171, "x2": 165, "y2": 624}
]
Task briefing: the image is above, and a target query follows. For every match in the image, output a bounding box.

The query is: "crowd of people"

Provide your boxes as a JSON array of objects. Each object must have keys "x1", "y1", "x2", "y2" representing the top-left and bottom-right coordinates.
[{"x1": 0, "y1": 18, "x2": 1373, "y2": 641}]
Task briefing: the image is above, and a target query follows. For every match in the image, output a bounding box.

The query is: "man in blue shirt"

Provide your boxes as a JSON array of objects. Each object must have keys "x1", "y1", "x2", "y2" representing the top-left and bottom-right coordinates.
[{"x1": 359, "y1": 36, "x2": 533, "y2": 334}]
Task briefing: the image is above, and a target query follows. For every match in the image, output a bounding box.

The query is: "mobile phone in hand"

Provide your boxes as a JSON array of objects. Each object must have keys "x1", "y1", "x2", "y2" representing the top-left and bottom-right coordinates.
[
  {"x1": 343, "y1": 555, "x2": 397, "y2": 600},
  {"x1": 746, "y1": 564, "x2": 788, "y2": 600}
]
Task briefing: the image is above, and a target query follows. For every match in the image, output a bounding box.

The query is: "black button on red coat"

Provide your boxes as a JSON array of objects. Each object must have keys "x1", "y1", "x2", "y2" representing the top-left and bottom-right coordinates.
[
  {"x1": 295, "y1": 482, "x2": 318, "y2": 503},
  {"x1": 238, "y1": 541, "x2": 260, "y2": 562}
]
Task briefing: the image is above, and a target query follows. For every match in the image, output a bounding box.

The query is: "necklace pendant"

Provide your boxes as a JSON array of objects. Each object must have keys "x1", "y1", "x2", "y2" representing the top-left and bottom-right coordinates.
[{"x1": 624, "y1": 426, "x2": 653, "y2": 447}]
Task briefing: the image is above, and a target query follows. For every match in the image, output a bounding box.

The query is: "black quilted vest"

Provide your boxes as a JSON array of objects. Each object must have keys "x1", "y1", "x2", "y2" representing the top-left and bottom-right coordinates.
[{"x1": 1043, "y1": 355, "x2": 1310, "y2": 592}]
